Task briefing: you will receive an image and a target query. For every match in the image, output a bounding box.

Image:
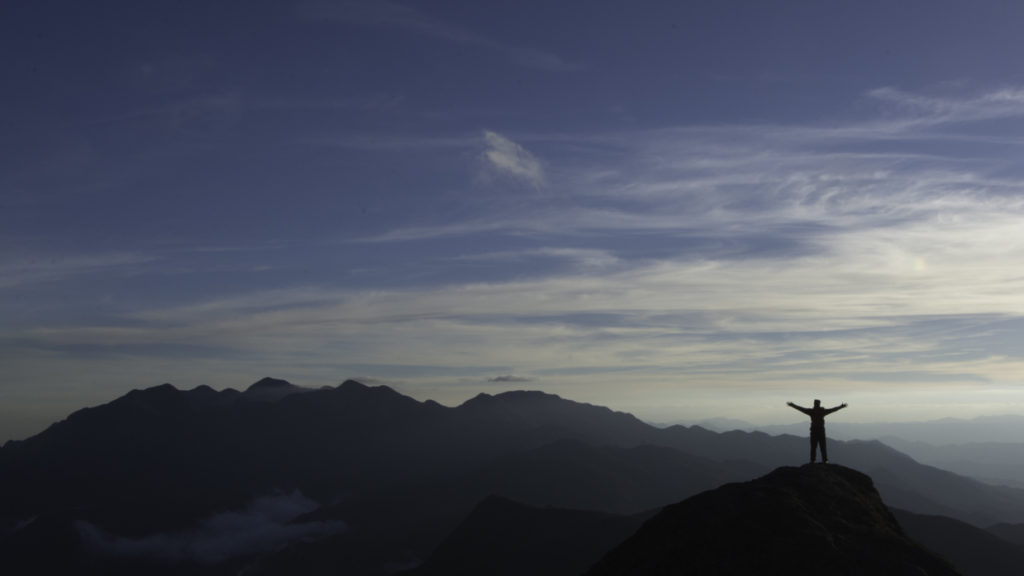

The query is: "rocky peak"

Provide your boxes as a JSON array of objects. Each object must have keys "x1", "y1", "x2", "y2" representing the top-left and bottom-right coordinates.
[{"x1": 587, "y1": 464, "x2": 961, "y2": 575}]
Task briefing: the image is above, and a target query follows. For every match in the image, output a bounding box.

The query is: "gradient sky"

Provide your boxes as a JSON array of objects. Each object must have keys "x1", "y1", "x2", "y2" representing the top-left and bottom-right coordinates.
[{"x1": 5, "y1": 0, "x2": 1024, "y2": 442}]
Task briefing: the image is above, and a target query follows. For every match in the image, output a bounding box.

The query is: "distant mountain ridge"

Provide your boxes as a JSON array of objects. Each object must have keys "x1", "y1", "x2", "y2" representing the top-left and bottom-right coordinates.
[
  {"x1": 714, "y1": 417, "x2": 1024, "y2": 486},
  {"x1": 5, "y1": 378, "x2": 1024, "y2": 574},
  {"x1": 749, "y1": 414, "x2": 1024, "y2": 445},
  {"x1": 243, "y1": 376, "x2": 312, "y2": 402},
  {"x1": 5, "y1": 379, "x2": 1024, "y2": 531}
]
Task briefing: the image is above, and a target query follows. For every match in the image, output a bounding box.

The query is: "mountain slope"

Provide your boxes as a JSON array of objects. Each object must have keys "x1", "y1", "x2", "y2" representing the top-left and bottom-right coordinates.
[
  {"x1": 5, "y1": 379, "x2": 1024, "y2": 574},
  {"x1": 986, "y1": 522, "x2": 1024, "y2": 546},
  {"x1": 445, "y1": 439, "x2": 760, "y2": 514},
  {"x1": 586, "y1": 464, "x2": 962, "y2": 576},
  {"x1": 892, "y1": 508, "x2": 1024, "y2": 576},
  {"x1": 402, "y1": 495, "x2": 652, "y2": 576},
  {"x1": 5, "y1": 380, "x2": 1024, "y2": 534}
]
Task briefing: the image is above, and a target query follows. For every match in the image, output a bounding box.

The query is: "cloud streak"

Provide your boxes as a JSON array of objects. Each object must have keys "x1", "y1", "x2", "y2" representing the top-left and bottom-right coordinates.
[
  {"x1": 77, "y1": 491, "x2": 346, "y2": 564},
  {"x1": 306, "y1": 0, "x2": 576, "y2": 71},
  {"x1": 488, "y1": 375, "x2": 535, "y2": 383},
  {"x1": 0, "y1": 252, "x2": 157, "y2": 289},
  {"x1": 866, "y1": 86, "x2": 1024, "y2": 128},
  {"x1": 481, "y1": 130, "x2": 545, "y2": 188},
  {"x1": 8, "y1": 86, "x2": 1024, "y2": 433}
]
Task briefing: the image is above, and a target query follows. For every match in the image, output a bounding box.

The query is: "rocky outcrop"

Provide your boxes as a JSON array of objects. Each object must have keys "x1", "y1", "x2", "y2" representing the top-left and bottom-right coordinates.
[{"x1": 587, "y1": 464, "x2": 961, "y2": 575}]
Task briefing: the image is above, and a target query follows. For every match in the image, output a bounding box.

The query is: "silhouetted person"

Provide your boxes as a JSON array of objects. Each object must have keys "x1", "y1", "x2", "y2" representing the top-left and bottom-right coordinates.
[{"x1": 787, "y1": 399, "x2": 847, "y2": 463}]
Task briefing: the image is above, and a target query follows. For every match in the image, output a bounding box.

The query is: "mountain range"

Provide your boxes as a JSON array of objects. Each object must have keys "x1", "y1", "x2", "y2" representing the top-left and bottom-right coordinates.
[{"x1": 4, "y1": 378, "x2": 1024, "y2": 574}]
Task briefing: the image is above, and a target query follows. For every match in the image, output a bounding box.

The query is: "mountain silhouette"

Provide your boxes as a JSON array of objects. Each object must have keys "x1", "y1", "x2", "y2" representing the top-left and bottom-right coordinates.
[
  {"x1": 4, "y1": 379, "x2": 1024, "y2": 574},
  {"x1": 892, "y1": 508, "x2": 1024, "y2": 576},
  {"x1": 447, "y1": 439, "x2": 760, "y2": 514},
  {"x1": 243, "y1": 376, "x2": 310, "y2": 402},
  {"x1": 402, "y1": 495, "x2": 653, "y2": 576},
  {"x1": 586, "y1": 464, "x2": 962, "y2": 576},
  {"x1": 987, "y1": 521, "x2": 1024, "y2": 546}
]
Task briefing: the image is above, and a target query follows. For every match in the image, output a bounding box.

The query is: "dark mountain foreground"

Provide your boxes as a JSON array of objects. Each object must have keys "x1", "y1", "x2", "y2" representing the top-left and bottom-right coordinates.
[
  {"x1": 400, "y1": 495, "x2": 653, "y2": 576},
  {"x1": 892, "y1": 508, "x2": 1024, "y2": 576},
  {"x1": 4, "y1": 379, "x2": 1024, "y2": 574},
  {"x1": 986, "y1": 521, "x2": 1024, "y2": 546},
  {"x1": 586, "y1": 464, "x2": 962, "y2": 576}
]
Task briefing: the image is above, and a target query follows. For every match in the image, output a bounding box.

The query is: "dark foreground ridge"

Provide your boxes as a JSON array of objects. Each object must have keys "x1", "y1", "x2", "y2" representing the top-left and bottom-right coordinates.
[
  {"x1": 587, "y1": 464, "x2": 962, "y2": 576},
  {"x1": 4, "y1": 379, "x2": 1019, "y2": 574},
  {"x1": 402, "y1": 495, "x2": 653, "y2": 576}
]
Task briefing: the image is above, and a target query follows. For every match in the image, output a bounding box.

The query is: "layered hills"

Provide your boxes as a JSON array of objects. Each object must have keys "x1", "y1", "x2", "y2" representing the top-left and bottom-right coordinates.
[{"x1": 3, "y1": 378, "x2": 1024, "y2": 574}]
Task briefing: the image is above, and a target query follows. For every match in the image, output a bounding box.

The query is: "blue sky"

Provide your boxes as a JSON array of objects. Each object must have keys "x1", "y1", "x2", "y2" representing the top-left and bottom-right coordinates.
[{"x1": 5, "y1": 0, "x2": 1024, "y2": 441}]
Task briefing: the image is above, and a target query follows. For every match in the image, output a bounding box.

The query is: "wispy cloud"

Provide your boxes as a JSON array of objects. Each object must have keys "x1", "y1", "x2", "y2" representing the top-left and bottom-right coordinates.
[
  {"x1": 0, "y1": 252, "x2": 157, "y2": 289},
  {"x1": 19, "y1": 89, "x2": 1024, "y2": 356},
  {"x1": 451, "y1": 247, "x2": 620, "y2": 269},
  {"x1": 305, "y1": 0, "x2": 576, "y2": 71},
  {"x1": 10, "y1": 86, "x2": 1024, "y2": 431},
  {"x1": 78, "y1": 491, "x2": 346, "y2": 564},
  {"x1": 488, "y1": 375, "x2": 536, "y2": 383},
  {"x1": 354, "y1": 88, "x2": 1024, "y2": 248},
  {"x1": 481, "y1": 130, "x2": 545, "y2": 188},
  {"x1": 866, "y1": 86, "x2": 1024, "y2": 127}
]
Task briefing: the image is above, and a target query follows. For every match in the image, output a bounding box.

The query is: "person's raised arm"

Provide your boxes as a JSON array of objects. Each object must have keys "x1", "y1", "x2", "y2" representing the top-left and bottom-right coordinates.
[
  {"x1": 787, "y1": 401, "x2": 810, "y2": 415},
  {"x1": 825, "y1": 403, "x2": 848, "y2": 415}
]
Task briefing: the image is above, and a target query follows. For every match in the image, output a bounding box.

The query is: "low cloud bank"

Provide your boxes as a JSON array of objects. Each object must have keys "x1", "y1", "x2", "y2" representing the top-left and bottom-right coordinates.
[
  {"x1": 77, "y1": 490, "x2": 347, "y2": 564},
  {"x1": 488, "y1": 375, "x2": 536, "y2": 383}
]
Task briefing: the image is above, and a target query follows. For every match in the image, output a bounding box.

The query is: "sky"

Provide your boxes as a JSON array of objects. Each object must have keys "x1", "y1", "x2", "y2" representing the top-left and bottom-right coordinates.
[{"x1": 5, "y1": 0, "x2": 1024, "y2": 442}]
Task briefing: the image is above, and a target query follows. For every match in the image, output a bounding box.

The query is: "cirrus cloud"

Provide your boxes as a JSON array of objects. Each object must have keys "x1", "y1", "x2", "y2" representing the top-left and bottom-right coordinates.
[{"x1": 481, "y1": 130, "x2": 545, "y2": 188}]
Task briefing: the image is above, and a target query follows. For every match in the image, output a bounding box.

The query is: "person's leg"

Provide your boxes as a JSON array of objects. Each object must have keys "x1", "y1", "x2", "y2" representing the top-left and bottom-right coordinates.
[
  {"x1": 821, "y1": 435, "x2": 829, "y2": 463},
  {"x1": 809, "y1": 435, "x2": 817, "y2": 463}
]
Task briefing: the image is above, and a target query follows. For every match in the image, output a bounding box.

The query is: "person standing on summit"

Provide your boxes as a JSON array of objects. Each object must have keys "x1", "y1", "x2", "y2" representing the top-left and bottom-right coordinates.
[{"x1": 787, "y1": 399, "x2": 847, "y2": 463}]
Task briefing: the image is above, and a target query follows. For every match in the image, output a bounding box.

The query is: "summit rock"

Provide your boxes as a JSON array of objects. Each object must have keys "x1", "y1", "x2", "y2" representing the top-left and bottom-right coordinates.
[{"x1": 586, "y1": 464, "x2": 962, "y2": 575}]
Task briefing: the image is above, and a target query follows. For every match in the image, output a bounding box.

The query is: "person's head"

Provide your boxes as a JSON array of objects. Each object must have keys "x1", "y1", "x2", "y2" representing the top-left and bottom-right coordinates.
[{"x1": 813, "y1": 399, "x2": 821, "y2": 408}]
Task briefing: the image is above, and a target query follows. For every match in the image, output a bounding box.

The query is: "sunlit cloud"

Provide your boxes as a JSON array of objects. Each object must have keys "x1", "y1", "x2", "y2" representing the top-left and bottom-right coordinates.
[{"x1": 481, "y1": 130, "x2": 545, "y2": 188}]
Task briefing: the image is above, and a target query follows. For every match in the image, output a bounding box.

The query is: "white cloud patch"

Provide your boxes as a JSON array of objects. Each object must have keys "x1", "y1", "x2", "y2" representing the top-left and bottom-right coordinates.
[
  {"x1": 867, "y1": 86, "x2": 1024, "y2": 127},
  {"x1": 488, "y1": 375, "x2": 536, "y2": 383},
  {"x1": 481, "y1": 130, "x2": 544, "y2": 188},
  {"x1": 77, "y1": 491, "x2": 346, "y2": 564}
]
